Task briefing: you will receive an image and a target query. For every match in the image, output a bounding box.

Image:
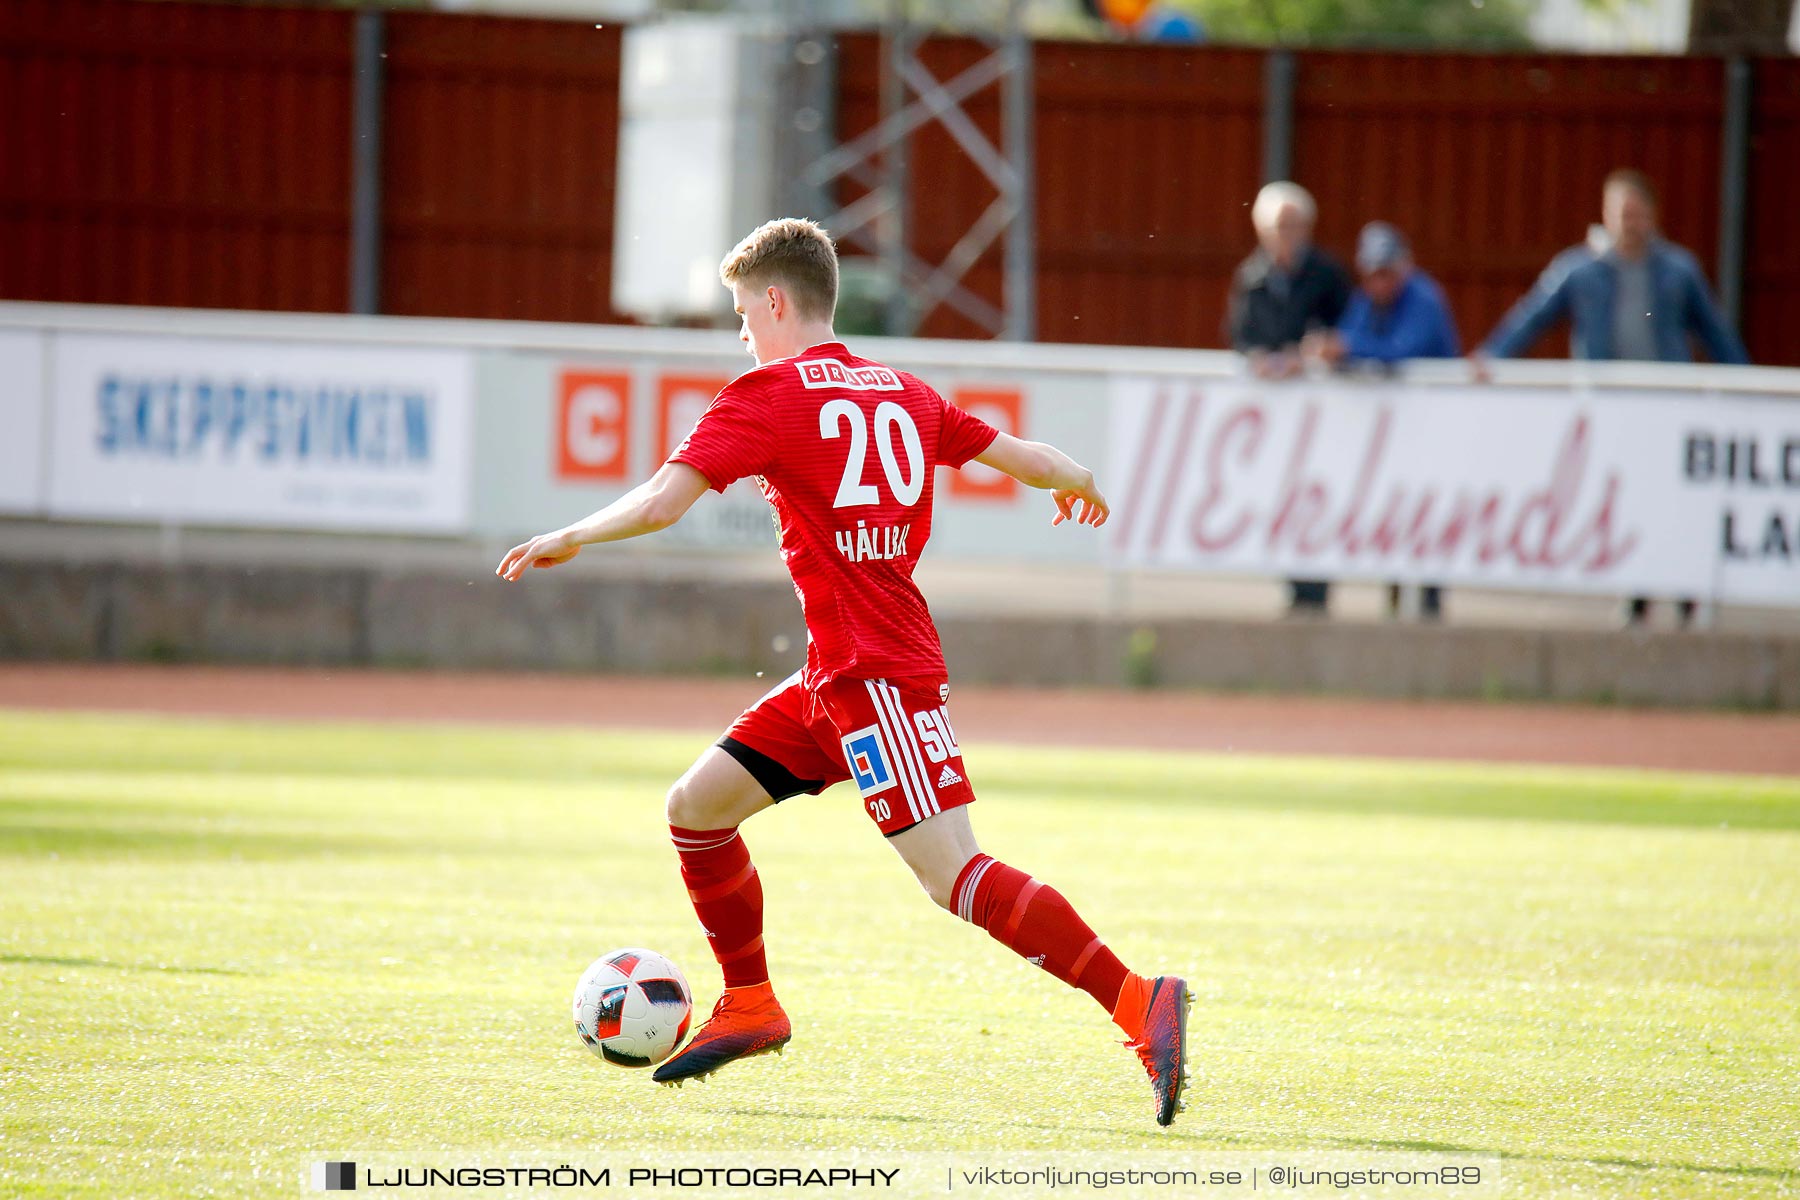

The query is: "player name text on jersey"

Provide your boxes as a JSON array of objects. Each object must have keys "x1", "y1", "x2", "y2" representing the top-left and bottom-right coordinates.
[{"x1": 835, "y1": 520, "x2": 912, "y2": 563}]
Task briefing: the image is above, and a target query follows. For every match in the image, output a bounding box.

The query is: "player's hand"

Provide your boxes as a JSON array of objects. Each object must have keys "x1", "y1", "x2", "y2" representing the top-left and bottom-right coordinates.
[
  {"x1": 1050, "y1": 478, "x2": 1108, "y2": 528},
  {"x1": 496, "y1": 531, "x2": 582, "y2": 581}
]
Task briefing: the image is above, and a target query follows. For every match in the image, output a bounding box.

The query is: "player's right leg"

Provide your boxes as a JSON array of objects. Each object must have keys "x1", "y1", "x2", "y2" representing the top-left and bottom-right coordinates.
[{"x1": 889, "y1": 805, "x2": 1193, "y2": 1127}]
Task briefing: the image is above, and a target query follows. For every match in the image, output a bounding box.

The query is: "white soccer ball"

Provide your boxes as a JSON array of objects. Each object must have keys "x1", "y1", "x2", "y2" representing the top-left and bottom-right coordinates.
[{"x1": 572, "y1": 948, "x2": 693, "y2": 1067}]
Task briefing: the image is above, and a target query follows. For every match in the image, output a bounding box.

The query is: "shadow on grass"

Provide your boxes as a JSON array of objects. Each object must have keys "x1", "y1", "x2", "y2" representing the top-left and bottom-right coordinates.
[
  {"x1": 0, "y1": 953, "x2": 257, "y2": 976},
  {"x1": 715, "y1": 1107, "x2": 940, "y2": 1127}
]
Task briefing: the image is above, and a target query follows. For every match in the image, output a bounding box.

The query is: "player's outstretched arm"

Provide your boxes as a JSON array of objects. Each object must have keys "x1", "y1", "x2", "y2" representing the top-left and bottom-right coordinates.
[
  {"x1": 495, "y1": 463, "x2": 712, "y2": 581},
  {"x1": 973, "y1": 432, "x2": 1109, "y2": 527}
]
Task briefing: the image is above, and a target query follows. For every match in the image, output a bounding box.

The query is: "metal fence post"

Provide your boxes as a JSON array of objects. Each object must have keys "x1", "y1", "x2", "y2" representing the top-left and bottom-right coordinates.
[
  {"x1": 349, "y1": 10, "x2": 386, "y2": 316},
  {"x1": 1262, "y1": 49, "x2": 1296, "y2": 185},
  {"x1": 1717, "y1": 56, "x2": 1753, "y2": 334},
  {"x1": 1001, "y1": 1, "x2": 1034, "y2": 342}
]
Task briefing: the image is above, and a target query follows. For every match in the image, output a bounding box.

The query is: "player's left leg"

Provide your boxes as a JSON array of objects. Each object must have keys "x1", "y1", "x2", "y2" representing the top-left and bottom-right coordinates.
[
  {"x1": 655, "y1": 748, "x2": 791, "y2": 1085},
  {"x1": 665, "y1": 746, "x2": 780, "y2": 987},
  {"x1": 889, "y1": 807, "x2": 1192, "y2": 1126},
  {"x1": 656, "y1": 677, "x2": 843, "y2": 1086}
]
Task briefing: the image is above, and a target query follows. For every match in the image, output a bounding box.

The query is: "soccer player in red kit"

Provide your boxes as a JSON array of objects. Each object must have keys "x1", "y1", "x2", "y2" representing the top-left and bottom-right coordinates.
[{"x1": 497, "y1": 218, "x2": 1190, "y2": 1126}]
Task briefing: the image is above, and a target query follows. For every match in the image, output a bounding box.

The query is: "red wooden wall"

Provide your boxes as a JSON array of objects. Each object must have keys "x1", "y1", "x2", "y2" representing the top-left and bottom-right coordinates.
[
  {"x1": 380, "y1": 13, "x2": 623, "y2": 323},
  {"x1": 0, "y1": 0, "x2": 353, "y2": 312},
  {"x1": 1034, "y1": 42, "x2": 1267, "y2": 349},
  {"x1": 1744, "y1": 58, "x2": 1800, "y2": 362},
  {"x1": 2, "y1": 1, "x2": 1794, "y2": 364},
  {"x1": 1291, "y1": 52, "x2": 1727, "y2": 357}
]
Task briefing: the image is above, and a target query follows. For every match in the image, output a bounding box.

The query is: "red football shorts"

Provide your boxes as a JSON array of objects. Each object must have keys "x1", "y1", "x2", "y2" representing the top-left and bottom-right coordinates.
[{"x1": 718, "y1": 671, "x2": 976, "y2": 837}]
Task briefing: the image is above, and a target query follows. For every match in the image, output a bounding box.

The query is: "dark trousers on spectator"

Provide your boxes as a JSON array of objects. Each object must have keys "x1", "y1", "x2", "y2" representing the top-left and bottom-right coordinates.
[
  {"x1": 1387, "y1": 583, "x2": 1444, "y2": 620},
  {"x1": 1628, "y1": 597, "x2": 1697, "y2": 627},
  {"x1": 1289, "y1": 580, "x2": 1329, "y2": 613}
]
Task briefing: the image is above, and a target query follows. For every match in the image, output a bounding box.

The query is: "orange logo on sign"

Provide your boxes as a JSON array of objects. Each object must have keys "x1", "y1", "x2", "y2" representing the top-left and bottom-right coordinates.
[
  {"x1": 947, "y1": 388, "x2": 1023, "y2": 501},
  {"x1": 556, "y1": 370, "x2": 632, "y2": 482},
  {"x1": 658, "y1": 374, "x2": 730, "y2": 461}
]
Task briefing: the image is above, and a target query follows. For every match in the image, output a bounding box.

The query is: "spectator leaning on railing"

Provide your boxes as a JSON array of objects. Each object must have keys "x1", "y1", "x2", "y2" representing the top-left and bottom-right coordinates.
[
  {"x1": 1228, "y1": 181, "x2": 1351, "y2": 617},
  {"x1": 1473, "y1": 169, "x2": 1749, "y2": 629},
  {"x1": 1474, "y1": 169, "x2": 1747, "y2": 367},
  {"x1": 1304, "y1": 222, "x2": 1460, "y2": 621},
  {"x1": 1227, "y1": 181, "x2": 1352, "y2": 383},
  {"x1": 1304, "y1": 222, "x2": 1460, "y2": 368}
]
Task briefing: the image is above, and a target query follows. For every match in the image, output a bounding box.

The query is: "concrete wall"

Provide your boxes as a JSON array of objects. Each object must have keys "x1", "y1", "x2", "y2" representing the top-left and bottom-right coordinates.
[{"x1": 3, "y1": 560, "x2": 1795, "y2": 710}]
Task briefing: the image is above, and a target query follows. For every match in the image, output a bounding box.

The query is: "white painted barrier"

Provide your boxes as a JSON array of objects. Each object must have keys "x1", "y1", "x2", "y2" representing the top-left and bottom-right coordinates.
[{"x1": 1, "y1": 301, "x2": 1794, "y2": 607}]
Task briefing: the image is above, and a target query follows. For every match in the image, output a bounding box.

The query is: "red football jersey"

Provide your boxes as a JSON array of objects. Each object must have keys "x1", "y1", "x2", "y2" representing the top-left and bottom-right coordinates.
[{"x1": 670, "y1": 342, "x2": 999, "y2": 688}]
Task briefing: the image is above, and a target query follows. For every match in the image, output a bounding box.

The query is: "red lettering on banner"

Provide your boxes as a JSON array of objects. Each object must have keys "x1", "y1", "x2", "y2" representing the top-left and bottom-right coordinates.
[
  {"x1": 1333, "y1": 409, "x2": 1392, "y2": 556},
  {"x1": 1266, "y1": 406, "x2": 1329, "y2": 554},
  {"x1": 947, "y1": 388, "x2": 1022, "y2": 501},
  {"x1": 1505, "y1": 421, "x2": 1582, "y2": 567},
  {"x1": 1365, "y1": 487, "x2": 1438, "y2": 559},
  {"x1": 1168, "y1": 406, "x2": 1639, "y2": 576},
  {"x1": 1432, "y1": 493, "x2": 1506, "y2": 563},
  {"x1": 657, "y1": 374, "x2": 730, "y2": 462},
  {"x1": 1150, "y1": 392, "x2": 1204, "y2": 553},
  {"x1": 1578, "y1": 476, "x2": 1638, "y2": 571},
  {"x1": 1111, "y1": 387, "x2": 1173, "y2": 552},
  {"x1": 1500, "y1": 417, "x2": 1638, "y2": 570},
  {"x1": 556, "y1": 370, "x2": 632, "y2": 482},
  {"x1": 1188, "y1": 405, "x2": 1263, "y2": 551}
]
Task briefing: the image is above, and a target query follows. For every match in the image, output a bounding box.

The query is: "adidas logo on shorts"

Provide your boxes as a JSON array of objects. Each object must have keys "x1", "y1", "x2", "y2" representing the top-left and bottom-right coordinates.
[{"x1": 936, "y1": 764, "x2": 963, "y2": 789}]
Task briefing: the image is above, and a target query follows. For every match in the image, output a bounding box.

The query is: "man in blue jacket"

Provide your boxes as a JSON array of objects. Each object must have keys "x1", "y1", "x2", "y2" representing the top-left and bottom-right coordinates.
[
  {"x1": 1307, "y1": 222, "x2": 1460, "y2": 368},
  {"x1": 1477, "y1": 169, "x2": 1746, "y2": 629},
  {"x1": 1305, "y1": 222, "x2": 1460, "y2": 619},
  {"x1": 1477, "y1": 170, "x2": 1747, "y2": 365}
]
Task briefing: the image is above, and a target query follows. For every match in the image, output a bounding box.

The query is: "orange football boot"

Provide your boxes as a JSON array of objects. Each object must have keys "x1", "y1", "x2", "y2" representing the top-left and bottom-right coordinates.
[
  {"x1": 1115, "y1": 974, "x2": 1193, "y2": 1126},
  {"x1": 652, "y1": 981, "x2": 791, "y2": 1085}
]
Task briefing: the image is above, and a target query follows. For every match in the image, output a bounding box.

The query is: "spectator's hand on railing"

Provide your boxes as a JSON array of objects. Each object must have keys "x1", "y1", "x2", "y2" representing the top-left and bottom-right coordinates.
[
  {"x1": 1249, "y1": 348, "x2": 1304, "y2": 381},
  {"x1": 1301, "y1": 330, "x2": 1346, "y2": 369},
  {"x1": 1467, "y1": 352, "x2": 1494, "y2": 385}
]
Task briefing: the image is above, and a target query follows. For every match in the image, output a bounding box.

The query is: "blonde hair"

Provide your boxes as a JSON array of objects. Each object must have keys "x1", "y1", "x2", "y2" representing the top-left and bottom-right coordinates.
[
  {"x1": 719, "y1": 218, "x2": 839, "y2": 322},
  {"x1": 1252, "y1": 181, "x2": 1316, "y2": 232}
]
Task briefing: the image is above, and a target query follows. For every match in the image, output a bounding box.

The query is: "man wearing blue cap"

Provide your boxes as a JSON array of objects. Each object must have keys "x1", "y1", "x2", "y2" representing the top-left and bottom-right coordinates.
[
  {"x1": 1305, "y1": 222, "x2": 1459, "y2": 621},
  {"x1": 1305, "y1": 222, "x2": 1460, "y2": 369}
]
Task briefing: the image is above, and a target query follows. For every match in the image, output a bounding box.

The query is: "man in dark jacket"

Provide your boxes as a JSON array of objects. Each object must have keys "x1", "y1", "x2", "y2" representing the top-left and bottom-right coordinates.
[
  {"x1": 1227, "y1": 181, "x2": 1352, "y2": 381},
  {"x1": 1227, "y1": 181, "x2": 1351, "y2": 615}
]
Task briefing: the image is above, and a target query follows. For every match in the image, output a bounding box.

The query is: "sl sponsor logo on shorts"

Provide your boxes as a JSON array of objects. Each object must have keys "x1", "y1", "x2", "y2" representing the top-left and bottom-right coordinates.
[{"x1": 841, "y1": 725, "x2": 896, "y2": 798}]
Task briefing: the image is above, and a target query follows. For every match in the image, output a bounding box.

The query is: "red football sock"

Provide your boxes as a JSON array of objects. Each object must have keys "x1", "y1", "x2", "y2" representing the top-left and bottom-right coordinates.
[
  {"x1": 951, "y1": 853, "x2": 1131, "y2": 1016},
  {"x1": 670, "y1": 824, "x2": 768, "y2": 988}
]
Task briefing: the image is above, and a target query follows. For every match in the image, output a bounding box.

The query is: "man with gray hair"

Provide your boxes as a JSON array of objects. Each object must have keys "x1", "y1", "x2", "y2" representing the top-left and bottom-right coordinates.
[
  {"x1": 1226, "y1": 181, "x2": 1352, "y2": 383},
  {"x1": 1228, "y1": 181, "x2": 1351, "y2": 615}
]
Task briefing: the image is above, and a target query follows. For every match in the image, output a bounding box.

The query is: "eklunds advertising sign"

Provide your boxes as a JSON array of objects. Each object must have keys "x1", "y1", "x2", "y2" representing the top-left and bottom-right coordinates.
[
  {"x1": 46, "y1": 334, "x2": 476, "y2": 533},
  {"x1": 1105, "y1": 377, "x2": 1796, "y2": 605}
]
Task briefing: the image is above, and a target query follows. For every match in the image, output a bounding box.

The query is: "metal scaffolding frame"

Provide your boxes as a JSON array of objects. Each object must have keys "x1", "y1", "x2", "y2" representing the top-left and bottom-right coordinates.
[{"x1": 787, "y1": 0, "x2": 1035, "y2": 341}]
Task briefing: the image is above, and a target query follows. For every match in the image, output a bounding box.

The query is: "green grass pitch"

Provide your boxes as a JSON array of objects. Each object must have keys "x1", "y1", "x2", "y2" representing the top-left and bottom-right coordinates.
[{"x1": 2, "y1": 708, "x2": 1797, "y2": 1197}]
